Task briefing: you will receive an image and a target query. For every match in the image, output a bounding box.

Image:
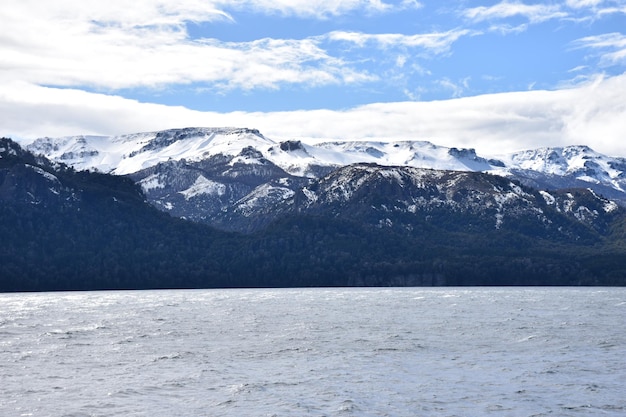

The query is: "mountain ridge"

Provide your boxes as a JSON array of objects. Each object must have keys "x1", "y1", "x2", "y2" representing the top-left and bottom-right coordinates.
[
  {"x1": 22, "y1": 127, "x2": 626, "y2": 232},
  {"x1": 24, "y1": 127, "x2": 626, "y2": 191},
  {"x1": 4, "y1": 136, "x2": 626, "y2": 290}
]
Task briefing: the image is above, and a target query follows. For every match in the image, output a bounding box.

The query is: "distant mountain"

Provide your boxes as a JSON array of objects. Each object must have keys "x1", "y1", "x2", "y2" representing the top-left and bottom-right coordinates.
[
  {"x1": 293, "y1": 164, "x2": 619, "y2": 238},
  {"x1": 25, "y1": 127, "x2": 503, "y2": 176},
  {"x1": 499, "y1": 145, "x2": 626, "y2": 205},
  {"x1": 4, "y1": 137, "x2": 626, "y2": 290},
  {"x1": 26, "y1": 128, "x2": 626, "y2": 187},
  {"x1": 25, "y1": 128, "x2": 626, "y2": 233}
]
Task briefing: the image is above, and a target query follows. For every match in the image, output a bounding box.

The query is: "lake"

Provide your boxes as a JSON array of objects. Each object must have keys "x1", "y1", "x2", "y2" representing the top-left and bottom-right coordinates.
[{"x1": 1, "y1": 287, "x2": 625, "y2": 416}]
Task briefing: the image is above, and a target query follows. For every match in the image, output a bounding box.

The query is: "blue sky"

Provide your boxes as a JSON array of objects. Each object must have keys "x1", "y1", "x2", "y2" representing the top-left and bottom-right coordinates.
[
  {"x1": 1, "y1": 0, "x2": 626, "y2": 155},
  {"x1": 116, "y1": 0, "x2": 626, "y2": 111}
]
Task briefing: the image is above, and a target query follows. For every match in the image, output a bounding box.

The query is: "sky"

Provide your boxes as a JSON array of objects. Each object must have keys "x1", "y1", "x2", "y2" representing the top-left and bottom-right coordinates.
[{"x1": 1, "y1": 0, "x2": 625, "y2": 156}]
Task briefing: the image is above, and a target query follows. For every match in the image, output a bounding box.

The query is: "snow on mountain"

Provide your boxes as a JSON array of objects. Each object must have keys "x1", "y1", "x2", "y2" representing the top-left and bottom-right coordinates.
[
  {"x1": 316, "y1": 141, "x2": 497, "y2": 172},
  {"x1": 26, "y1": 134, "x2": 136, "y2": 173},
  {"x1": 233, "y1": 184, "x2": 295, "y2": 216},
  {"x1": 28, "y1": 128, "x2": 626, "y2": 192},
  {"x1": 264, "y1": 140, "x2": 501, "y2": 177},
  {"x1": 8, "y1": 134, "x2": 624, "y2": 236},
  {"x1": 496, "y1": 145, "x2": 626, "y2": 192},
  {"x1": 179, "y1": 175, "x2": 226, "y2": 200},
  {"x1": 292, "y1": 163, "x2": 619, "y2": 237},
  {"x1": 505, "y1": 146, "x2": 598, "y2": 175},
  {"x1": 26, "y1": 127, "x2": 508, "y2": 177},
  {"x1": 26, "y1": 127, "x2": 274, "y2": 175},
  {"x1": 22, "y1": 127, "x2": 626, "y2": 229}
]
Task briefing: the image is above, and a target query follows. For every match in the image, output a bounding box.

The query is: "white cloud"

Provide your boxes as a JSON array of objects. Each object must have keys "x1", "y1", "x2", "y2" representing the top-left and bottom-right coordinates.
[
  {"x1": 0, "y1": 2, "x2": 383, "y2": 91},
  {"x1": 487, "y1": 23, "x2": 529, "y2": 34},
  {"x1": 464, "y1": 1, "x2": 567, "y2": 24},
  {"x1": 400, "y1": 0, "x2": 423, "y2": 10},
  {"x1": 435, "y1": 77, "x2": 470, "y2": 98},
  {"x1": 562, "y1": 1, "x2": 626, "y2": 23},
  {"x1": 565, "y1": 0, "x2": 626, "y2": 13},
  {"x1": 396, "y1": 55, "x2": 408, "y2": 68},
  {"x1": 573, "y1": 32, "x2": 626, "y2": 66},
  {"x1": 220, "y1": 0, "x2": 396, "y2": 18},
  {"x1": 566, "y1": 0, "x2": 603, "y2": 8},
  {"x1": 2, "y1": 0, "x2": 624, "y2": 160},
  {"x1": 326, "y1": 29, "x2": 472, "y2": 53},
  {"x1": 3, "y1": 74, "x2": 626, "y2": 157},
  {"x1": 568, "y1": 65, "x2": 589, "y2": 72},
  {"x1": 0, "y1": 1, "x2": 444, "y2": 93},
  {"x1": 463, "y1": 1, "x2": 626, "y2": 30},
  {"x1": 2, "y1": 1, "x2": 231, "y2": 33}
]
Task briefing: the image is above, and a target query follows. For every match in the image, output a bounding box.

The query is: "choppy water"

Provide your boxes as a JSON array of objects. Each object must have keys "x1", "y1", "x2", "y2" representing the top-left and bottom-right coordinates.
[{"x1": 1, "y1": 287, "x2": 625, "y2": 416}]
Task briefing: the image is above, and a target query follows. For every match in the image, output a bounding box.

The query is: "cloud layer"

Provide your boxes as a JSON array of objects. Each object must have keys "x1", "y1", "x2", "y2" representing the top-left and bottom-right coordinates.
[
  {"x1": 1, "y1": 0, "x2": 625, "y2": 157},
  {"x1": 3, "y1": 74, "x2": 626, "y2": 157},
  {"x1": 0, "y1": 0, "x2": 428, "y2": 91},
  {"x1": 4, "y1": 0, "x2": 622, "y2": 92}
]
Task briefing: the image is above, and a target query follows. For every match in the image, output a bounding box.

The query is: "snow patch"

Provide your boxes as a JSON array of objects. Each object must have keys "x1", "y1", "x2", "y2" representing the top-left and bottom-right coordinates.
[
  {"x1": 139, "y1": 174, "x2": 166, "y2": 192},
  {"x1": 578, "y1": 175, "x2": 600, "y2": 184},
  {"x1": 25, "y1": 164, "x2": 59, "y2": 183},
  {"x1": 495, "y1": 213, "x2": 504, "y2": 229},
  {"x1": 539, "y1": 191, "x2": 556, "y2": 206},
  {"x1": 378, "y1": 218, "x2": 393, "y2": 228},
  {"x1": 379, "y1": 169, "x2": 404, "y2": 185},
  {"x1": 587, "y1": 188, "x2": 620, "y2": 213},
  {"x1": 562, "y1": 194, "x2": 576, "y2": 213},
  {"x1": 302, "y1": 187, "x2": 318, "y2": 204},
  {"x1": 604, "y1": 200, "x2": 619, "y2": 213},
  {"x1": 235, "y1": 185, "x2": 295, "y2": 216},
  {"x1": 229, "y1": 155, "x2": 263, "y2": 166},
  {"x1": 179, "y1": 175, "x2": 226, "y2": 200},
  {"x1": 573, "y1": 206, "x2": 597, "y2": 222}
]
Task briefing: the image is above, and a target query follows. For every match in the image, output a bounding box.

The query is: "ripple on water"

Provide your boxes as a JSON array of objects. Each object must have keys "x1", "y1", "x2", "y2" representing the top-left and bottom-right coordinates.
[{"x1": 0, "y1": 288, "x2": 624, "y2": 417}]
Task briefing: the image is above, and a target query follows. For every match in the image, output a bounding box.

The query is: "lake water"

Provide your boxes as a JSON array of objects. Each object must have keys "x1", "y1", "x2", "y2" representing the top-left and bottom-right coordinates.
[{"x1": 1, "y1": 287, "x2": 625, "y2": 416}]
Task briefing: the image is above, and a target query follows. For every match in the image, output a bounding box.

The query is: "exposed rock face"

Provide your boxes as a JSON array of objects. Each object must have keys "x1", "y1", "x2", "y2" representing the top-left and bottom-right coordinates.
[{"x1": 23, "y1": 128, "x2": 626, "y2": 232}]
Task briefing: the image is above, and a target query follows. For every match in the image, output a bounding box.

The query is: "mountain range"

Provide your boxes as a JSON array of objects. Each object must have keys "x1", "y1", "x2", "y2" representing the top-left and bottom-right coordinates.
[
  {"x1": 24, "y1": 127, "x2": 626, "y2": 233},
  {"x1": 3, "y1": 129, "x2": 626, "y2": 290}
]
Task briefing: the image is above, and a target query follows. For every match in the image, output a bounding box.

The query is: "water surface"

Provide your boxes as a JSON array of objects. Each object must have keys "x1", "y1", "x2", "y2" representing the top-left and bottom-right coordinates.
[{"x1": 1, "y1": 287, "x2": 625, "y2": 416}]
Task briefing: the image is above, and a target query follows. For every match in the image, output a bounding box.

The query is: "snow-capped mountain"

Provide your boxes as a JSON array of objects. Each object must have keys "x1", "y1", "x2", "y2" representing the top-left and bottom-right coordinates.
[
  {"x1": 26, "y1": 127, "x2": 626, "y2": 187},
  {"x1": 23, "y1": 127, "x2": 626, "y2": 232},
  {"x1": 496, "y1": 145, "x2": 626, "y2": 202},
  {"x1": 26, "y1": 127, "x2": 507, "y2": 176},
  {"x1": 5, "y1": 136, "x2": 626, "y2": 289},
  {"x1": 25, "y1": 128, "x2": 274, "y2": 175}
]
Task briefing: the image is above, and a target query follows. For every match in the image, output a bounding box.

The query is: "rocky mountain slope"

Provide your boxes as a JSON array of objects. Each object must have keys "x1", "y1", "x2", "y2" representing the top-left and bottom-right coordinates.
[
  {"x1": 294, "y1": 164, "x2": 619, "y2": 237},
  {"x1": 24, "y1": 127, "x2": 626, "y2": 232}
]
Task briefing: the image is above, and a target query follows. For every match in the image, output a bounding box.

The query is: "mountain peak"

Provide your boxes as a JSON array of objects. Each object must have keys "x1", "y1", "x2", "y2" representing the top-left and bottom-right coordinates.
[
  {"x1": 23, "y1": 128, "x2": 626, "y2": 216},
  {"x1": 0, "y1": 137, "x2": 22, "y2": 159}
]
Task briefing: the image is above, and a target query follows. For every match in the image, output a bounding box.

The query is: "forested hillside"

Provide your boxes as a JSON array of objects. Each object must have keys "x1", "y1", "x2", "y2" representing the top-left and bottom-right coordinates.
[{"x1": 2, "y1": 137, "x2": 626, "y2": 291}]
